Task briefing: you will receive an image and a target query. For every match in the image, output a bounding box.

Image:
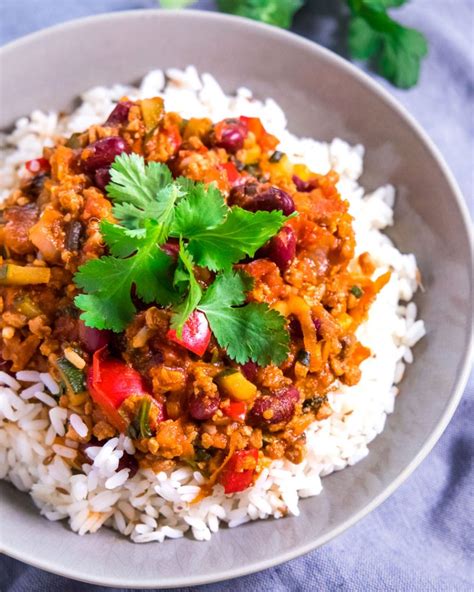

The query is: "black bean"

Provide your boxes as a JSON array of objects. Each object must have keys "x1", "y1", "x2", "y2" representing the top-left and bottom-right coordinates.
[
  {"x1": 296, "y1": 350, "x2": 311, "y2": 366},
  {"x1": 66, "y1": 220, "x2": 83, "y2": 251},
  {"x1": 269, "y1": 150, "x2": 284, "y2": 163},
  {"x1": 23, "y1": 174, "x2": 47, "y2": 199}
]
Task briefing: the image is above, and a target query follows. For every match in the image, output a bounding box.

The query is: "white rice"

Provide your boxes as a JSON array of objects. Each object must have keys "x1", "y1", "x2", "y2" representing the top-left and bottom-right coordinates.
[
  {"x1": 0, "y1": 66, "x2": 426, "y2": 542},
  {"x1": 69, "y1": 413, "x2": 88, "y2": 439}
]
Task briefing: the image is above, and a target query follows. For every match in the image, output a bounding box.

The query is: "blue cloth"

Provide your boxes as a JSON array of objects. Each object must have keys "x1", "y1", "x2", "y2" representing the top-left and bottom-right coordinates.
[{"x1": 1, "y1": 1, "x2": 473, "y2": 590}]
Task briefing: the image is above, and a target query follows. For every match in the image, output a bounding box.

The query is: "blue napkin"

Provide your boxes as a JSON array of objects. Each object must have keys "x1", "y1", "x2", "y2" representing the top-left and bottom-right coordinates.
[{"x1": 1, "y1": 1, "x2": 472, "y2": 590}]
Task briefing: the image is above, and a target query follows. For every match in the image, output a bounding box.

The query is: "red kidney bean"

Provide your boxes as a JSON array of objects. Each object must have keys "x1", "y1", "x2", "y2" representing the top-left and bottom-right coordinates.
[
  {"x1": 153, "y1": 399, "x2": 167, "y2": 423},
  {"x1": 263, "y1": 226, "x2": 296, "y2": 271},
  {"x1": 214, "y1": 120, "x2": 248, "y2": 153},
  {"x1": 188, "y1": 392, "x2": 220, "y2": 421},
  {"x1": 249, "y1": 386, "x2": 300, "y2": 425},
  {"x1": 289, "y1": 319, "x2": 303, "y2": 339},
  {"x1": 117, "y1": 451, "x2": 139, "y2": 479},
  {"x1": 79, "y1": 438, "x2": 99, "y2": 455},
  {"x1": 313, "y1": 318, "x2": 322, "y2": 339},
  {"x1": 228, "y1": 182, "x2": 259, "y2": 209},
  {"x1": 150, "y1": 351, "x2": 164, "y2": 365},
  {"x1": 78, "y1": 320, "x2": 110, "y2": 352},
  {"x1": 229, "y1": 182, "x2": 295, "y2": 216},
  {"x1": 105, "y1": 101, "x2": 133, "y2": 126},
  {"x1": 94, "y1": 167, "x2": 111, "y2": 190},
  {"x1": 240, "y1": 361, "x2": 258, "y2": 382},
  {"x1": 251, "y1": 187, "x2": 295, "y2": 216},
  {"x1": 292, "y1": 174, "x2": 318, "y2": 192},
  {"x1": 81, "y1": 441, "x2": 138, "y2": 479},
  {"x1": 161, "y1": 239, "x2": 180, "y2": 259},
  {"x1": 82, "y1": 136, "x2": 130, "y2": 174}
]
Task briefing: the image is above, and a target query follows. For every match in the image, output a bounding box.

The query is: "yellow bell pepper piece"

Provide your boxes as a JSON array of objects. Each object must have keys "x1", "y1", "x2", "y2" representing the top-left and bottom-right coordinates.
[
  {"x1": 140, "y1": 97, "x2": 164, "y2": 132},
  {"x1": 216, "y1": 370, "x2": 257, "y2": 402},
  {"x1": 0, "y1": 264, "x2": 50, "y2": 285}
]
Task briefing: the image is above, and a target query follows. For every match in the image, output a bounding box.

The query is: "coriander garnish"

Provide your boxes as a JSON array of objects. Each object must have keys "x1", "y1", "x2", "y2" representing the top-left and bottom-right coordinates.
[{"x1": 74, "y1": 153, "x2": 291, "y2": 366}]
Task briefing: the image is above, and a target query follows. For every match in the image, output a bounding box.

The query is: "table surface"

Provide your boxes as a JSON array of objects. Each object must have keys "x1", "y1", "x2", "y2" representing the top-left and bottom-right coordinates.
[{"x1": 1, "y1": 1, "x2": 473, "y2": 591}]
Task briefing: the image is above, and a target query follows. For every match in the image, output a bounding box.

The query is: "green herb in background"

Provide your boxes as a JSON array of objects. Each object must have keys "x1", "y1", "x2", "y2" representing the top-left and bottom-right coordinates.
[
  {"x1": 217, "y1": 0, "x2": 304, "y2": 29},
  {"x1": 348, "y1": 0, "x2": 428, "y2": 88},
  {"x1": 157, "y1": 0, "x2": 427, "y2": 88},
  {"x1": 159, "y1": 0, "x2": 196, "y2": 6}
]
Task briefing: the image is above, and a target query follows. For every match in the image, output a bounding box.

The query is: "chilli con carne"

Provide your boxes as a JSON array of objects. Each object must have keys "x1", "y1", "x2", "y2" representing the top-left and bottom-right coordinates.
[{"x1": 0, "y1": 97, "x2": 389, "y2": 494}]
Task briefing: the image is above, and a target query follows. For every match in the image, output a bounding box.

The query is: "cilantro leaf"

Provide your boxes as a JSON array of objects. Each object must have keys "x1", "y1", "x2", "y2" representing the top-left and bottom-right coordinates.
[
  {"x1": 206, "y1": 304, "x2": 290, "y2": 366},
  {"x1": 199, "y1": 269, "x2": 252, "y2": 308},
  {"x1": 100, "y1": 220, "x2": 139, "y2": 258},
  {"x1": 74, "y1": 224, "x2": 176, "y2": 332},
  {"x1": 183, "y1": 207, "x2": 286, "y2": 271},
  {"x1": 106, "y1": 153, "x2": 182, "y2": 241},
  {"x1": 198, "y1": 271, "x2": 290, "y2": 366},
  {"x1": 170, "y1": 243, "x2": 203, "y2": 336},
  {"x1": 106, "y1": 153, "x2": 172, "y2": 212},
  {"x1": 347, "y1": 0, "x2": 427, "y2": 88},
  {"x1": 172, "y1": 179, "x2": 285, "y2": 270},
  {"x1": 378, "y1": 28, "x2": 428, "y2": 88},
  {"x1": 348, "y1": 16, "x2": 381, "y2": 60},
  {"x1": 217, "y1": 0, "x2": 304, "y2": 29},
  {"x1": 173, "y1": 180, "x2": 227, "y2": 236}
]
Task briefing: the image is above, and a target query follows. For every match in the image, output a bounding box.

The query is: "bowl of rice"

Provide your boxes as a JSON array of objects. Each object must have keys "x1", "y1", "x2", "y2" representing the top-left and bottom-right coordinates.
[{"x1": 0, "y1": 9, "x2": 472, "y2": 589}]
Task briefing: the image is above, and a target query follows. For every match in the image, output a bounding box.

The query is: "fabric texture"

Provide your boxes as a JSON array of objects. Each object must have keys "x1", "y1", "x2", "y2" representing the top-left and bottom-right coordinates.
[{"x1": 0, "y1": 1, "x2": 472, "y2": 590}]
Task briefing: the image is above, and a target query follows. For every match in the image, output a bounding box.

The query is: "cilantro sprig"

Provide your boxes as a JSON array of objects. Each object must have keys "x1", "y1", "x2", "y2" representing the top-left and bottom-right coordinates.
[
  {"x1": 169, "y1": 241, "x2": 203, "y2": 334},
  {"x1": 157, "y1": 0, "x2": 427, "y2": 89},
  {"x1": 216, "y1": 0, "x2": 304, "y2": 29},
  {"x1": 198, "y1": 271, "x2": 289, "y2": 366},
  {"x1": 174, "y1": 205, "x2": 286, "y2": 272},
  {"x1": 348, "y1": 0, "x2": 428, "y2": 88},
  {"x1": 74, "y1": 221, "x2": 177, "y2": 332},
  {"x1": 105, "y1": 153, "x2": 182, "y2": 241},
  {"x1": 74, "y1": 154, "x2": 290, "y2": 365}
]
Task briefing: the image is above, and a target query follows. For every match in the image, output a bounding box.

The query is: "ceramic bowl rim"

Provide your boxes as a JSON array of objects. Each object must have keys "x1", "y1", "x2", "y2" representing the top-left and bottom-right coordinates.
[{"x1": 0, "y1": 8, "x2": 472, "y2": 588}]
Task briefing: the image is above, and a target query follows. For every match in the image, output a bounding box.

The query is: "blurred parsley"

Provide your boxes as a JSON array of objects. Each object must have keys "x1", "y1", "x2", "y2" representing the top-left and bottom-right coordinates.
[
  {"x1": 159, "y1": 0, "x2": 196, "y2": 7},
  {"x1": 157, "y1": 0, "x2": 427, "y2": 88},
  {"x1": 347, "y1": 0, "x2": 428, "y2": 88},
  {"x1": 216, "y1": 0, "x2": 304, "y2": 29}
]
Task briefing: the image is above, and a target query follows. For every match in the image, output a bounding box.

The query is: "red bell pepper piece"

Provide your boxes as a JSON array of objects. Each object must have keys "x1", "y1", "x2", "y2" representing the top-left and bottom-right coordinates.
[
  {"x1": 25, "y1": 157, "x2": 50, "y2": 174},
  {"x1": 223, "y1": 401, "x2": 247, "y2": 422},
  {"x1": 214, "y1": 119, "x2": 248, "y2": 153},
  {"x1": 219, "y1": 449, "x2": 258, "y2": 494},
  {"x1": 239, "y1": 116, "x2": 263, "y2": 137},
  {"x1": 88, "y1": 348, "x2": 148, "y2": 431},
  {"x1": 239, "y1": 116, "x2": 278, "y2": 152},
  {"x1": 165, "y1": 125, "x2": 182, "y2": 154},
  {"x1": 161, "y1": 239, "x2": 180, "y2": 259},
  {"x1": 220, "y1": 161, "x2": 241, "y2": 185},
  {"x1": 167, "y1": 311, "x2": 211, "y2": 357}
]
